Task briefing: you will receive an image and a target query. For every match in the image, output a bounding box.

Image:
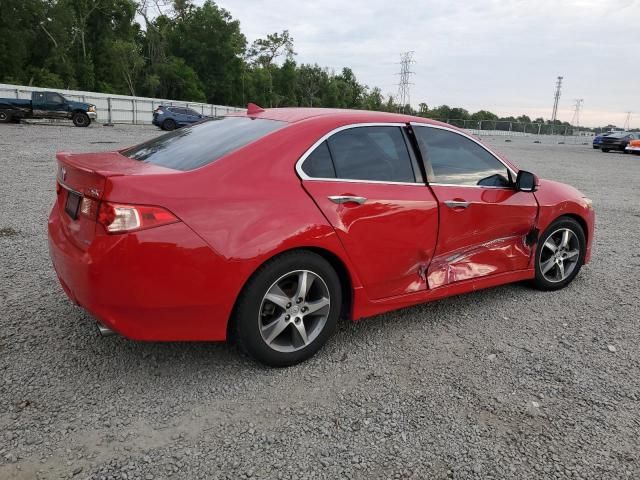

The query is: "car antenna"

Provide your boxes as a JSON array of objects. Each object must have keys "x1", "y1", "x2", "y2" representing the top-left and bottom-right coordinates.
[{"x1": 247, "y1": 103, "x2": 265, "y2": 115}]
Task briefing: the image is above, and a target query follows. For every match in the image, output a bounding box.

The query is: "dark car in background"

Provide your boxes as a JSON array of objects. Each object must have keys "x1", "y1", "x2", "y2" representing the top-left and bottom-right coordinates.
[
  {"x1": 600, "y1": 132, "x2": 639, "y2": 153},
  {"x1": 0, "y1": 91, "x2": 96, "y2": 127},
  {"x1": 592, "y1": 132, "x2": 613, "y2": 149},
  {"x1": 152, "y1": 105, "x2": 208, "y2": 131}
]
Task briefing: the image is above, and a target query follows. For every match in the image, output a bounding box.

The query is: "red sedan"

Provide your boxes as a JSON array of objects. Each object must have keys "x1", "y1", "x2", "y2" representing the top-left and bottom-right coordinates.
[{"x1": 48, "y1": 106, "x2": 595, "y2": 366}]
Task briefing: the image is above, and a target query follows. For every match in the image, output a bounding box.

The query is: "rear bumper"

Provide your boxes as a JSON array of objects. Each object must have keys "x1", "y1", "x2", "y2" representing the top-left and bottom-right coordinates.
[{"x1": 48, "y1": 206, "x2": 233, "y2": 341}]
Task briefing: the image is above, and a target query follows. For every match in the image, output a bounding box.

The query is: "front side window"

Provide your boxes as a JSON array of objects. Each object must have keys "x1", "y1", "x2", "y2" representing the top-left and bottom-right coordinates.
[
  {"x1": 415, "y1": 127, "x2": 511, "y2": 187},
  {"x1": 46, "y1": 93, "x2": 64, "y2": 104},
  {"x1": 123, "y1": 117, "x2": 286, "y2": 171},
  {"x1": 324, "y1": 126, "x2": 416, "y2": 182}
]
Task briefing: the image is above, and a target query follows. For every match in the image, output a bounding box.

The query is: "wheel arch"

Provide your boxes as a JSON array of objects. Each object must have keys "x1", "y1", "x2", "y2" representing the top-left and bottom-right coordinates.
[
  {"x1": 226, "y1": 246, "x2": 355, "y2": 341},
  {"x1": 561, "y1": 213, "x2": 589, "y2": 245}
]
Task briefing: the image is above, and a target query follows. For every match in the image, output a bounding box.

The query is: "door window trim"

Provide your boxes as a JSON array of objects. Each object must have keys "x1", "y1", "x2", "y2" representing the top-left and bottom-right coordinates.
[
  {"x1": 410, "y1": 122, "x2": 518, "y2": 189},
  {"x1": 296, "y1": 122, "x2": 427, "y2": 186}
]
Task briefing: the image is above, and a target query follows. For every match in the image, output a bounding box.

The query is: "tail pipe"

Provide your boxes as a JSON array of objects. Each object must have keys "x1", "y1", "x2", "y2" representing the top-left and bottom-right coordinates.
[{"x1": 96, "y1": 321, "x2": 115, "y2": 337}]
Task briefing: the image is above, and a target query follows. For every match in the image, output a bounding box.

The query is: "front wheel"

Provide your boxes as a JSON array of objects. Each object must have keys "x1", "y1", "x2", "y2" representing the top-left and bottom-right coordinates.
[
  {"x1": 233, "y1": 251, "x2": 342, "y2": 367},
  {"x1": 0, "y1": 111, "x2": 12, "y2": 123},
  {"x1": 72, "y1": 112, "x2": 90, "y2": 127},
  {"x1": 533, "y1": 217, "x2": 586, "y2": 291}
]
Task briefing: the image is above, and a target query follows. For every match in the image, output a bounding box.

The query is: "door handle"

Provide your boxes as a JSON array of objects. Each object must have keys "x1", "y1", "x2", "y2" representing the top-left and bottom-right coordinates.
[
  {"x1": 444, "y1": 200, "x2": 470, "y2": 209},
  {"x1": 328, "y1": 195, "x2": 367, "y2": 205}
]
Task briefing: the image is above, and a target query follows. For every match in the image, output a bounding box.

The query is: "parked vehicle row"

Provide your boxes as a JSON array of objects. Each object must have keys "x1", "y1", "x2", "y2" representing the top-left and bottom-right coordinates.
[
  {"x1": 593, "y1": 131, "x2": 640, "y2": 153},
  {"x1": 0, "y1": 91, "x2": 96, "y2": 127},
  {"x1": 48, "y1": 105, "x2": 595, "y2": 366}
]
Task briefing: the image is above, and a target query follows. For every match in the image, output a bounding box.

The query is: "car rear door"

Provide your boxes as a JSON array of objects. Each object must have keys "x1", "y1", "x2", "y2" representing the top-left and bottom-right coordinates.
[
  {"x1": 299, "y1": 124, "x2": 439, "y2": 300},
  {"x1": 412, "y1": 124, "x2": 538, "y2": 289}
]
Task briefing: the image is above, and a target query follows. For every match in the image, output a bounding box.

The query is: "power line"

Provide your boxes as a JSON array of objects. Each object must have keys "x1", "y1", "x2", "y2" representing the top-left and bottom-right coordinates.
[
  {"x1": 396, "y1": 51, "x2": 415, "y2": 114},
  {"x1": 623, "y1": 112, "x2": 632, "y2": 130},
  {"x1": 551, "y1": 76, "x2": 563, "y2": 122}
]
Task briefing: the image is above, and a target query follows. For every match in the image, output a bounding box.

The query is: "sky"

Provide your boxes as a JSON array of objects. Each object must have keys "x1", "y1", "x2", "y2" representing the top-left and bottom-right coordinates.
[{"x1": 211, "y1": 0, "x2": 640, "y2": 127}]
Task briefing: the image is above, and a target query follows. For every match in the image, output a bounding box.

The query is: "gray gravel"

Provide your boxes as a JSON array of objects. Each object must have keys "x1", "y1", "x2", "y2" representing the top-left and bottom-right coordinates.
[{"x1": 1, "y1": 123, "x2": 639, "y2": 479}]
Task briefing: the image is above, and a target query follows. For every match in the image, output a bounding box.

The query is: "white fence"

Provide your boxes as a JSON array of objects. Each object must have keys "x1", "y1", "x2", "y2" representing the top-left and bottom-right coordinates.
[{"x1": 0, "y1": 83, "x2": 245, "y2": 125}]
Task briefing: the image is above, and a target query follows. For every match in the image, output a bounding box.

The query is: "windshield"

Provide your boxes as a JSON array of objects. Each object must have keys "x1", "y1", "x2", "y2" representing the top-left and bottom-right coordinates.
[{"x1": 122, "y1": 116, "x2": 286, "y2": 171}]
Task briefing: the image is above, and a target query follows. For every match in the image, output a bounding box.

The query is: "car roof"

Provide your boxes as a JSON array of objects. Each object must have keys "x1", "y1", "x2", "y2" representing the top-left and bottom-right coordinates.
[{"x1": 228, "y1": 107, "x2": 445, "y2": 126}]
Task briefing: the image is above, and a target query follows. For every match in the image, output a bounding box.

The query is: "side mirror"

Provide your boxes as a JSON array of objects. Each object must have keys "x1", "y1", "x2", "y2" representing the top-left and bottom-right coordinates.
[{"x1": 516, "y1": 170, "x2": 538, "y2": 192}]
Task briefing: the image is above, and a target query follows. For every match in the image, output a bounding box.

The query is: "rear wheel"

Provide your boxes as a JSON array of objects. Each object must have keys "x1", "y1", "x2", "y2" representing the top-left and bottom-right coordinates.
[
  {"x1": 0, "y1": 111, "x2": 11, "y2": 123},
  {"x1": 72, "y1": 112, "x2": 90, "y2": 127},
  {"x1": 233, "y1": 251, "x2": 342, "y2": 367},
  {"x1": 533, "y1": 217, "x2": 586, "y2": 291},
  {"x1": 162, "y1": 119, "x2": 177, "y2": 131}
]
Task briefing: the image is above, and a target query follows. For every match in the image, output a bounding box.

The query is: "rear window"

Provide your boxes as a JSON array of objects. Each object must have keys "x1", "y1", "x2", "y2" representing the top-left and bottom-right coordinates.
[{"x1": 122, "y1": 117, "x2": 286, "y2": 171}]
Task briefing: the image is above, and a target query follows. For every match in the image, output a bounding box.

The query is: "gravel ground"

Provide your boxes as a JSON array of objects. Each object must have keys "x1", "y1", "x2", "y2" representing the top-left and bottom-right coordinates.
[{"x1": 1, "y1": 122, "x2": 639, "y2": 480}]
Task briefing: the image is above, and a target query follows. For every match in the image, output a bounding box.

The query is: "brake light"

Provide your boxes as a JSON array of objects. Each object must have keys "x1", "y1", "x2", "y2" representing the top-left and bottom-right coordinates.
[{"x1": 97, "y1": 202, "x2": 179, "y2": 233}]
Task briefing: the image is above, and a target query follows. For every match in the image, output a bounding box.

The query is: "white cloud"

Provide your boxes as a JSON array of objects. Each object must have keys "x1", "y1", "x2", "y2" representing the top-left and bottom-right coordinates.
[{"x1": 215, "y1": 0, "x2": 640, "y2": 127}]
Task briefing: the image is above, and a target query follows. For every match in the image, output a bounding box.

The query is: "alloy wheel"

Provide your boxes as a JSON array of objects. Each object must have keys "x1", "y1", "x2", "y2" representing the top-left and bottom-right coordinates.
[
  {"x1": 539, "y1": 228, "x2": 581, "y2": 283},
  {"x1": 258, "y1": 270, "x2": 330, "y2": 353}
]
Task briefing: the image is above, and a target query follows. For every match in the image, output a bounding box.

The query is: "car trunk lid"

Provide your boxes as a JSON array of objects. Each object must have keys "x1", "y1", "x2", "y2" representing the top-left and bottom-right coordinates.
[{"x1": 55, "y1": 151, "x2": 176, "y2": 250}]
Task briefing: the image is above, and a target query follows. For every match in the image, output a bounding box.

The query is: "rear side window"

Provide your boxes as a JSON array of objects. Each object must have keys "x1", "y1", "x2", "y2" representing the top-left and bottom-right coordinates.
[
  {"x1": 301, "y1": 141, "x2": 336, "y2": 178},
  {"x1": 326, "y1": 126, "x2": 416, "y2": 182},
  {"x1": 123, "y1": 117, "x2": 286, "y2": 171}
]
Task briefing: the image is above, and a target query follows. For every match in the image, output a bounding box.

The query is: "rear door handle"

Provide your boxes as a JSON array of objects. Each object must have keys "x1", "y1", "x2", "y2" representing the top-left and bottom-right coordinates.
[
  {"x1": 444, "y1": 200, "x2": 470, "y2": 209},
  {"x1": 328, "y1": 195, "x2": 367, "y2": 205}
]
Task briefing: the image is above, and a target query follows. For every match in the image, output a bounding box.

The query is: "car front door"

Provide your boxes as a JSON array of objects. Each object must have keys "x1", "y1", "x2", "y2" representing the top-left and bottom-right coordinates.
[
  {"x1": 299, "y1": 124, "x2": 439, "y2": 300},
  {"x1": 44, "y1": 92, "x2": 70, "y2": 118},
  {"x1": 185, "y1": 108, "x2": 202, "y2": 124},
  {"x1": 412, "y1": 124, "x2": 538, "y2": 289}
]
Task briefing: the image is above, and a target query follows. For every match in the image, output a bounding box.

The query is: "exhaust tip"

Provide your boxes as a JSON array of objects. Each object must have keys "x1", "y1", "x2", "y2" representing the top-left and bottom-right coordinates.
[{"x1": 96, "y1": 321, "x2": 115, "y2": 337}]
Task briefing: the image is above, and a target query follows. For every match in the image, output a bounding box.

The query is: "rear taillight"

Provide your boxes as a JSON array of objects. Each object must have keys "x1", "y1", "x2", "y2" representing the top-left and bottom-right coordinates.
[{"x1": 97, "y1": 202, "x2": 179, "y2": 234}]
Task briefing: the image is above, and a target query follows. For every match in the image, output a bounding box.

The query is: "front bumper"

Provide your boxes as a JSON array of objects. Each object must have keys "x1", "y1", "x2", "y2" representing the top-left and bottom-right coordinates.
[
  {"x1": 48, "y1": 206, "x2": 232, "y2": 341},
  {"x1": 87, "y1": 111, "x2": 97, "y2": 120}
]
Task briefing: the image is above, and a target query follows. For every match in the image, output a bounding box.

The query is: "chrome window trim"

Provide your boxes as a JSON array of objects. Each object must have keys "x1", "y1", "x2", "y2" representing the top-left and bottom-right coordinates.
[
  {"x1": 295, "y1": 122, "x2": 427, "y2": 186},
  {"x1": 409, "y1": 122, "x2": 518, "y2": 183}
]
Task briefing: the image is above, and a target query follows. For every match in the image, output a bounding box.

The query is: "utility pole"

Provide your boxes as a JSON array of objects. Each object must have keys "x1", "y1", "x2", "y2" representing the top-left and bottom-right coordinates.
[
  {"x1": 551, "y1": 76, "x2": 563, "y2": 122},
  {"x1": 623, "y1": 112, "x2": 632, "y2": 131},
  {"x1": 570, "y1": 98, "x2": 584, "y2": 136},
  {"x1": 396, "y1": 51, "x2": 415, "y2": 114}
]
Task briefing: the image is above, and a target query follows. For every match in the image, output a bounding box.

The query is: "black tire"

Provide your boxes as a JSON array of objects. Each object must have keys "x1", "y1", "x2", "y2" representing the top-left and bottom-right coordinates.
[
  {"x1": 0, "y1": 111, "x2": 11, "y2": 123},
  {"x1": 601, "y1": 148, "x2": 610, "y2": 153},
  {"x1": 162, "y1": 119, "x2": 177, "y2": 131},
  {"x1": 592, "y1": 145, "x2": 598, "y2": 149},
  {"x1": 533, "y1": 217, "x2": 586, "y2": 291},
  {"x1": 72, "y1": 112, "x2": 90, "y2": 127},
  {"x1": 233, "y1": 250, "x2": 342, "y2": 367}
]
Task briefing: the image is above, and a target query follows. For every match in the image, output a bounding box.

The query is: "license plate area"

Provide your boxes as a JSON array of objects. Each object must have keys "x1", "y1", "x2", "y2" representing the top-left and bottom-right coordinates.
[{"x1": 65, "y1": 191, "x2": 82, "y2": 219}]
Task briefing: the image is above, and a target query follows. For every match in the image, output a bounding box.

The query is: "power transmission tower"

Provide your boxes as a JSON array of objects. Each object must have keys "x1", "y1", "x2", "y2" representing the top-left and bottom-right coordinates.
[
  {"x1": 396, "y1": 51, "x2": 415, "y2": 114},
  {"x1": 623, "y1": 112, "x2": 632, "y2": 131},
  {"x1": 570, "y1": 99, "x2": 584, "y2": 133},
  {"x1": 551, "y1": 76, "x2": 563, "y2": 122}
]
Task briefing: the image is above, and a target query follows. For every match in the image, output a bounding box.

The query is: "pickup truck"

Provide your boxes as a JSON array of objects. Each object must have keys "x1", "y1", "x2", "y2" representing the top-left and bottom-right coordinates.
[{"x1": 0, "y1": 91, "x2": 97, "y2": 127}]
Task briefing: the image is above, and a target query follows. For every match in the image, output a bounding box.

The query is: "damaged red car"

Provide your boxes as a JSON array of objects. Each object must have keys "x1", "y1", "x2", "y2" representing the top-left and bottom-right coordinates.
[{"x1": 48, "y1": 106, "x2": 595, "y2": 366}]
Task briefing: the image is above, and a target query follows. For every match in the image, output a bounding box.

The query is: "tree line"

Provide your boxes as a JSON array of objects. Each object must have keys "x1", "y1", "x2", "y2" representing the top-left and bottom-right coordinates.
[{"x1": 0, "y1": 0, "x2": 616, "y2": 132}]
